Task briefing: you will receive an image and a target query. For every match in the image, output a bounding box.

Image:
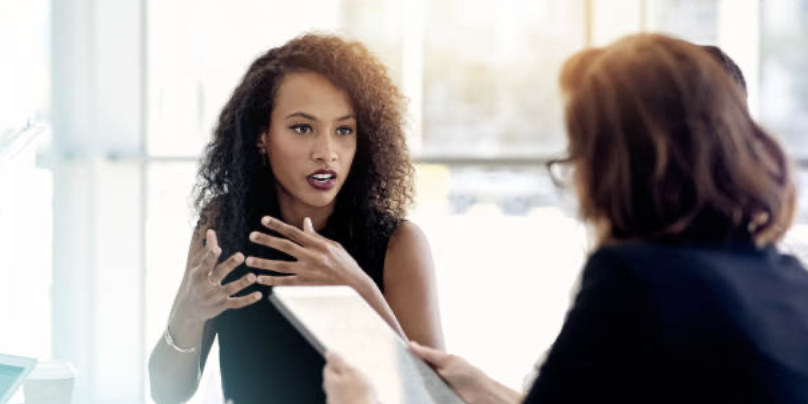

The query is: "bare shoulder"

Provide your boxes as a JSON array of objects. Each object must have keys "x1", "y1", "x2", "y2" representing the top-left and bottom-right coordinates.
[
  {"x1": 387, "y1": 221, "x2": 431, "y2": 257},
  {"x1": 384, "y1": 220, "x2": 434, "y2": 279}
]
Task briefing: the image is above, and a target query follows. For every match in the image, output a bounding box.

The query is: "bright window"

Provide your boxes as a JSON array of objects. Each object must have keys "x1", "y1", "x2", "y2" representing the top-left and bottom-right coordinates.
[{"x1": 11, "y1": 1, "x2": 808, "y2": 403}]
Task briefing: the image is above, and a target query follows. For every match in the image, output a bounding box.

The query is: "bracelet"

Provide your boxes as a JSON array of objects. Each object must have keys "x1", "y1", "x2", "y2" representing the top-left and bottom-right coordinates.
[{"x1": 164, "y1": 326, "x2": 198, "y2": 354}]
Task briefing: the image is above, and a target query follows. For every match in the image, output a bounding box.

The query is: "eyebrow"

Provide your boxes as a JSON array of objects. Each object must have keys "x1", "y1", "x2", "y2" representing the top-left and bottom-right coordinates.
[{"x1": 284, "y1": 111, "x2": 355, "y2": 122}]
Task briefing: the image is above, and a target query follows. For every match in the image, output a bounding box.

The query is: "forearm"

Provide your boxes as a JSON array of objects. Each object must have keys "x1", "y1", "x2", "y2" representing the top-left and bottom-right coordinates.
[
  {"x1": 473, "y1": 378, "x2": 524, "y2": 404},
  {"x1": 148, "y1": 314, "x2": 206, "y2": 404},
  {"x1": 352, "y1": 275, "x2": 407, "y2": 338}
]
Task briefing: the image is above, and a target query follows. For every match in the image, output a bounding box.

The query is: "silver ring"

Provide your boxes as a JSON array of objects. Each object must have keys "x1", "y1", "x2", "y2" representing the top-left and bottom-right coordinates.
[{"x1": 207, "y1": 270, "x2": 219, "y2": 288}]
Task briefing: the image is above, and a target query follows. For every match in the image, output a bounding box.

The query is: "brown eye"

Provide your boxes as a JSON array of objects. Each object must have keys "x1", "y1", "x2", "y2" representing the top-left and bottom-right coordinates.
[
  {"x1": 290, "y1": 124, "x2": 313, "y2": 134},
  {"x1": 336, "y1": 126, "x2": 354, "y2": 136}
]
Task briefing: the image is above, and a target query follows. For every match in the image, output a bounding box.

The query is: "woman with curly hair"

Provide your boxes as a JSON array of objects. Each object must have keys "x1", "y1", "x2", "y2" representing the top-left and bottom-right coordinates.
[{"x1": 148, "y1": 34, "x2": 444, "y2": 404}]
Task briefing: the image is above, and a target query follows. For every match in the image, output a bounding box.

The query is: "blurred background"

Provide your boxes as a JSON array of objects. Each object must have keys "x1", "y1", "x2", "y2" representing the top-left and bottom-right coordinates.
[{"x1": 2, "y1": 0, "x2": 808, "y2": 403}]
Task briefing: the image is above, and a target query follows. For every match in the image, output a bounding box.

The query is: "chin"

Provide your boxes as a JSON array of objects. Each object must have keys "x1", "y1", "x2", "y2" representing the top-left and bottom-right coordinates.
[
  {"x1": 305, "y1": 198, "x2": 337, "y2": 209},
  {"x1": 301, "y1": 191, "x2": 340, "y2": 209},
  {"x1": 277, "y1": 181, "x2": 341, "y2": 210}
]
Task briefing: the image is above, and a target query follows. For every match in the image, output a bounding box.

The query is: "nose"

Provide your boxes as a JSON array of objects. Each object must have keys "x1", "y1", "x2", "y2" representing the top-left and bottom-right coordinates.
[{"x1": 311, "y1": 132, "x2": 338, "y2": 163}]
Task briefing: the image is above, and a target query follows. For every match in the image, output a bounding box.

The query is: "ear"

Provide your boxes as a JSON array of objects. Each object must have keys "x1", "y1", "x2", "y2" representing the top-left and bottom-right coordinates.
[{"x1": 257, "y1": 132, "x2": 267, "y2": 153}]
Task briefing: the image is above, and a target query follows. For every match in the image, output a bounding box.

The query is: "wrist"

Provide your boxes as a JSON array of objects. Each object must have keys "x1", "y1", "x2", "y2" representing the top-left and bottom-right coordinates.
[
  {"x1": 164, "y1": 326, "x2": 198, "y2": 353},
  {"x1": 170, "y1": 305, "x2": 204, "y2": 329},
  {"x1": 168, "y1": 307, "x2": 206, "y2": 347},
  {"x1": 348, "y1": 271, "x2": 378, "y2": 299},
  {"x1": 169, "y1": 311, "x2": 205, "y2": 332},
  {"x1": 481, "y1": 378, "x2": 523, "y2": 404}
]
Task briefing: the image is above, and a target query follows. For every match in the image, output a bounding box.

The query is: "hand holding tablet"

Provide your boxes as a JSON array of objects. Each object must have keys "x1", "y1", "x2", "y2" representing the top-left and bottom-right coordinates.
[{"x1": 270, "y1": 286, "x2": 467, "y2": 404}]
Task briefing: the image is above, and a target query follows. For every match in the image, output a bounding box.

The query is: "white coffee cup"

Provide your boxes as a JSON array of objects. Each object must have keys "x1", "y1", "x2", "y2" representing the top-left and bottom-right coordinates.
[{"x1": 23, "y1": 360, "x2": 76, "y2": 404}]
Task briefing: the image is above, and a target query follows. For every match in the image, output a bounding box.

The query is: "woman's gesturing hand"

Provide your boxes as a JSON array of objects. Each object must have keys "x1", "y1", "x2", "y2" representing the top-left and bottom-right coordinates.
[
  {"x1": 245, "y1": 216, "x2": 371, "y2": 288},
  {"x1": 174, "y1": 229, "x2": 262, "y2": 325}
]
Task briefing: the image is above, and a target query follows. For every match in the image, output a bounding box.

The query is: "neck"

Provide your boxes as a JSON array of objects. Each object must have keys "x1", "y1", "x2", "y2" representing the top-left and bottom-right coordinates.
[{"x1": 275, "y1": 188, "x2": 334, "y2": 232}]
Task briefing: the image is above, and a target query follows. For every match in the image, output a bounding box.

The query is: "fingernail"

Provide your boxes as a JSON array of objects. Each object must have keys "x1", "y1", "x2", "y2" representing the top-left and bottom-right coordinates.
[
  {"x1": 249, "y1": 232, "x2": 258, "y2": 241},
  {"x1": 246, "y1": 274, "x2": 256, "y2": 283},
  {"x1": 255, "y1": 292, "x2": 263, "y2": 300},
  {"x1": 214, "y1": 247, "x2": 222, "y2": 255},
  {"x1": 262, "y1": 216, "x2": 271, "y2": 226},
  {"x1": 246, "y1": 257, "x2": 254, "y2": 266}
]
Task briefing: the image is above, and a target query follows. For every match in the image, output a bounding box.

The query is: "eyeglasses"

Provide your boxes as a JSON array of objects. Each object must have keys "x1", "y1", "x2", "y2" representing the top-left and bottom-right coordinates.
[{"x1": 546, "y1": 156, "x2": 576, "y2": 187}]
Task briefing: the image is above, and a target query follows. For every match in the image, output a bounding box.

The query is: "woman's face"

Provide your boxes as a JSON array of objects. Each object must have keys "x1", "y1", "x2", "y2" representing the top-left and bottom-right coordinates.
[{"x1": 261, "y1": 71, "x2": 358, "y2": 211}]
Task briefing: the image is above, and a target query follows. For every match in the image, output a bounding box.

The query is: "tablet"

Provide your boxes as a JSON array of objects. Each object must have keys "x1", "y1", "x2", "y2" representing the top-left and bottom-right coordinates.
[
  {"x1": 270, "y1": 286, "x2": 467, "y2": 404},
  {"x1": 0, "y1": 353, "x2": 36, "y2": 404}
]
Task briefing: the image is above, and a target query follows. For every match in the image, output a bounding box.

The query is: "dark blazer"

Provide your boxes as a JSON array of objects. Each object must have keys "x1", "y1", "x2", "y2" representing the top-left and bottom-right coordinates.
[{"x1": 525, "y1": 241, "x2": 808, "y2": 404}]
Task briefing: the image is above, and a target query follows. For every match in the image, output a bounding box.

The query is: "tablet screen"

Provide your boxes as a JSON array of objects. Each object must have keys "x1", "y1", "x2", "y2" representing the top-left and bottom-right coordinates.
[{"x1": 270, "y1": 286, "x2": 467, "y2": 404}]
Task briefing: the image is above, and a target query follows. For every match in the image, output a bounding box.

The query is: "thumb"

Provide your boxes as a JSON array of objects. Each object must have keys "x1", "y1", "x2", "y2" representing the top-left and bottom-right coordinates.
[
  {"x1": 409, "y1": 341, "x2": 450, "y2": 369},
  {"x1": 304, "y1": 217, "x2": 315, "y2": 233},
  {"x1": 325, "y1": 350, "x2": 347, "y2": 373}
]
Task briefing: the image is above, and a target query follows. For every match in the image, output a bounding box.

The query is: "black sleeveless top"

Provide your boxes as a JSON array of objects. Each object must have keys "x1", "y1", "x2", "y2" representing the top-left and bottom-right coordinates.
[{"x1": 214, "y1": 216, "x2": 395, "y2": 404}]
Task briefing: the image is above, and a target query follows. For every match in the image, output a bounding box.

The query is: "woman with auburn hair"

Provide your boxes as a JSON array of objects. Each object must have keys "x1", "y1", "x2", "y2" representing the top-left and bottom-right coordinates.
[
  {"x1": 324, "y1": 34, "x2": 808, "y2": 404},
  {"x1": 147, "y1": 34, "x2": 444, "y2": 404}
]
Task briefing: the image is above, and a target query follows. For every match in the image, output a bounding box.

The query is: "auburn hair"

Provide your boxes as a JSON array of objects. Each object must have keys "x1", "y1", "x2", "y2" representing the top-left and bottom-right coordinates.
[{"x1": 555, "y1": 34, "x2": 795, "y2": 246}]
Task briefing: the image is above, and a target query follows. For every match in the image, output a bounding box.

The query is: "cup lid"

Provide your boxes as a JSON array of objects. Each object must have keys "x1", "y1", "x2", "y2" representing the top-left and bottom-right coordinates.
[{"x1": 29, "y1": 360, "x2": 76, "y2": 380}]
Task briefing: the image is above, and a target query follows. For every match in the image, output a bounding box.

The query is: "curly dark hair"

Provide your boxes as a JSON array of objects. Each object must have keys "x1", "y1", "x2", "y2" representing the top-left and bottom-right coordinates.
[{"x1": 193, "y1": 33, "x2": 414, "y2": 270}]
